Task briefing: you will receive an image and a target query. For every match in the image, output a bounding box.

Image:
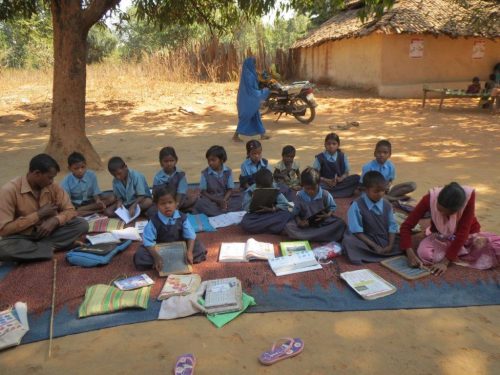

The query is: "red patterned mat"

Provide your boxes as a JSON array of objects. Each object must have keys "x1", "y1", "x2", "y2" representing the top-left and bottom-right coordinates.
[{"x1": 1, "y1": 198, "x2": 498, "y2": 315}]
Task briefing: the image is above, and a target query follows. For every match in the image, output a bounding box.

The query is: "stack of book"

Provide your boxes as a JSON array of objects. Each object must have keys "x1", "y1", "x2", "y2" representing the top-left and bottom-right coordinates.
[
  {"x1": 204, "y1": 277, "x2": 243, "y2": 314},
  {"x1": 269, "y1": 241, "x2": 322, "y2": 276}
]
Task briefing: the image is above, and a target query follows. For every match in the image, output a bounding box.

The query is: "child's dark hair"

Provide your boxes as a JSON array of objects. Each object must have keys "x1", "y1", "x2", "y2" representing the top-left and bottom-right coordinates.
[
  {"x1": 205, "y1": 145, "x2": 227, "y2": 163},
  {"x1": 375, "y1": 139, "x2": 391, "y2": 151},
  {"x1": 325, "y1": 133, "x2": 340, "y2": 144},
  {"x1": 255, "y1": 168, "x2": 273, "y2": 188},
  {"x1": 437, "y1": 182, "x2": 466, "y2": 213},
  {"x1": 246, "y1": 139, "x2": 262, "y2": 156},
  {"x1": 301, "y1": 167, "x2": 320, "y2": 186},
  {"x1": 29, "y1": 153, "x2": 60, "y2": 173},
  {"x1": 472, "y1": 76, "x2": 480, "y2": 83},
  {"x1": 153, "y1": 184, "x2": 177, "y2": 203},
  {"x1": 67, "y1": 152, "x2": 86, "y2": 166},
  {"x1": 282, "y1": 145, "x2": 296, "y2": 156},
  {"x1": 108, "y1": 156, "x2": 126, "y2": 173},
  {"x1": 159, "y1": 146, "x2": 178, "y2": 162},
  {"x1": 490, "y1": 73, "x2": 496, "y2": 81},
  {"x1": 362, "y1": 171, "x2": 387, "y2": 189}
]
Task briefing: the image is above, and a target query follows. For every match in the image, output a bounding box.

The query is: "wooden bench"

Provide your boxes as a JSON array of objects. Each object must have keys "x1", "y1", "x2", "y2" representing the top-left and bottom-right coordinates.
[{"x1": 422, "y1": 87, "x2": 490, "y2": 111}]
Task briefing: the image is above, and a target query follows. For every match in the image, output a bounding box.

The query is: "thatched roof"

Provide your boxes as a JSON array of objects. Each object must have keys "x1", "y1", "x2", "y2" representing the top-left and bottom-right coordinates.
[{"x1": 292, "y1": 0, "x2": 500, "y2": 49}]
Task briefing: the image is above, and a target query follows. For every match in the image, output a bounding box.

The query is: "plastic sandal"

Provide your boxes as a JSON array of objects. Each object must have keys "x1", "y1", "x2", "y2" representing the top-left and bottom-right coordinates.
[
  {"x1": 259, "y1": 337, "x2": 304, "y2": 365},
  {"x1": 174, "y1": 353, "x2": 196, "y2": 375}
]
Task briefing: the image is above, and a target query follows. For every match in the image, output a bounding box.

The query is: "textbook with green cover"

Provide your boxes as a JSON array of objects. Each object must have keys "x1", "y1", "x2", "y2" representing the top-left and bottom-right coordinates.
[{"x1": 280, "y1": 241, "x2": 312, "y2": 256}]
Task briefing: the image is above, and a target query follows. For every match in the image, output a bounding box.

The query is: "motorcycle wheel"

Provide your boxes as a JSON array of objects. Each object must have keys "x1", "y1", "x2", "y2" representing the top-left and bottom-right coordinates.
[
  {"x1": 292, "y1": 97, "x2": 316, "y2": 124},
  {"x1": 259, "y1": 101, "x2": 271, "y2": 116},
  {"x1": 259, "y1": 96, "x2": 276, "y2": 116}
]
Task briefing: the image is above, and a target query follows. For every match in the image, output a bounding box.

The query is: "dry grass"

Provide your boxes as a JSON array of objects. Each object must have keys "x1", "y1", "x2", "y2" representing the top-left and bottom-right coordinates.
[
  {"x1": 0, "y1": 66, "x2": 52, "y2": 103},
  {"x1": 0, "y1": 59, "x2": 238, "y2": 105},
  {"x1": 0, "y1": 37, "x2": 293, "y2": 105}
]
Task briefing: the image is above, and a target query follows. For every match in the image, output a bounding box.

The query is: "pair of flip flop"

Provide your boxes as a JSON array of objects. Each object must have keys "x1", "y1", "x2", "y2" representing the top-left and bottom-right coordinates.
[
  {"x1": 173, "y1": 337, "x2": 304, "y2": 372},
  {"x1": 259, "y1": 337, "x2": 304, "y2": 365}
]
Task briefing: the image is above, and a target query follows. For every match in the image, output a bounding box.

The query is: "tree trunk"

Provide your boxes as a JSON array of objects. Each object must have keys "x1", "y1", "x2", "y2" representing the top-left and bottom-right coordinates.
[{"x1": 46, "y1": 1, "x2": 102, "y2": 169}]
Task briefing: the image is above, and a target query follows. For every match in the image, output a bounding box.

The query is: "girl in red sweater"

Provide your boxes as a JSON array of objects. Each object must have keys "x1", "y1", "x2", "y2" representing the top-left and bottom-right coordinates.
[{"x1": 400, "y1": 182, "x2": 500, "y2": 275}]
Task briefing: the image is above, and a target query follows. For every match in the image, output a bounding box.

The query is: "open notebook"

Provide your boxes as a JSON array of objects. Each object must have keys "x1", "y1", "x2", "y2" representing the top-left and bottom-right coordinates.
[{"x1": 219, "y1": 238, "x2": 275, "y2": 262}]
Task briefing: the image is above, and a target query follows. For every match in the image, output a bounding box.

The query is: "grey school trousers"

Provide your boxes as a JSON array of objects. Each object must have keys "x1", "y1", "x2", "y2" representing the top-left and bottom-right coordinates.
[{"x1": 0, "y1": 217, "x2": 89, "y2": 262}]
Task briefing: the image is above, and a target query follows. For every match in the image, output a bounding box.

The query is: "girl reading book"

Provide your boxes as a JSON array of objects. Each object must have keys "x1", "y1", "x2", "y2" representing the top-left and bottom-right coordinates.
[
  {"x1": 285, "y1": 167, "x2": 346, "y2": 242},
  {"x1": 134, "y1": 185, "x2": 207, "y2": 271},
  {"x1": 240, "y1": 168, "x2": 292, "y2": 234}
]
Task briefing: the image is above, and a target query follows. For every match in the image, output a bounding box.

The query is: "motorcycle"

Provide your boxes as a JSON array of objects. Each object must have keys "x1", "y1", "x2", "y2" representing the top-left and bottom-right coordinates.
[{"x1": 259, "y1": 77, "x2": 317, "y2": 124}]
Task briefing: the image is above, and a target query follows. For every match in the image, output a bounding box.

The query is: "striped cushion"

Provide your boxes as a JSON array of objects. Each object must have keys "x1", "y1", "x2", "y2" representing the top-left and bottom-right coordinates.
[
  {"x1": 88, "y1": 218, "x2": 124, "y2": 233},
  {"x1": 78, "y1": 284, "x2": 150, "y2": 318}
]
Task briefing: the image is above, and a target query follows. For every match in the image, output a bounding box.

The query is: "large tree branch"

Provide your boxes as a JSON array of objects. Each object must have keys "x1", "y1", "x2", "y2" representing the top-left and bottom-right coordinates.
[{"x1": 82, "y1": 0, "x2": 120, "y2": 30}]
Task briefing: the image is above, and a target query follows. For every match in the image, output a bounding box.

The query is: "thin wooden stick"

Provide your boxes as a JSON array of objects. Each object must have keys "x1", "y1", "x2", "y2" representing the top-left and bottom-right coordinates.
[{"x1": 48, "y1": 258, "x2": 57, "y2": 359}]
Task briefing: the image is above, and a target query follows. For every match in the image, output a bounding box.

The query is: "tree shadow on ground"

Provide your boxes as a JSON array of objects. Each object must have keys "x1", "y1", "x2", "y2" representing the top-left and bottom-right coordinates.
[{"x1": 0, "y1": 88, "x2": 499, "y2": 229}]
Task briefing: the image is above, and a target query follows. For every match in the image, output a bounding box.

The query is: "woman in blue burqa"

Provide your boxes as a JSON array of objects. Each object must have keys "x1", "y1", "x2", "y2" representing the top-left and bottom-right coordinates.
[{"x1": 233, "y1": 57, "x2": 271, "y2": 142}]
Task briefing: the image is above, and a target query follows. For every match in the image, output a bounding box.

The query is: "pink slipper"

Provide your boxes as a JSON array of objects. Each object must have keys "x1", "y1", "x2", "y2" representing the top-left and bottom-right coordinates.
[
  {"x1": 174, "y1": 354, "x2": 195, "y2": 375},
  {"x1": 259, "y1": 338, "x2": 304, "y2": 365}
]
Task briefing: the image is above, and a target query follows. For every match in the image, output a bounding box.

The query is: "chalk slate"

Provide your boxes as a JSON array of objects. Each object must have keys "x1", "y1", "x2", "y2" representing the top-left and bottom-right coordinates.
[
  {"x1": 156, "y1": 241, "x2": 192, "y2": 277},
  {"x1": 249, "y1": 188, "x2": 279, "y2": 213},
  {"x1": 381, "y1": 256, "x2": 430, "y2": 281}
]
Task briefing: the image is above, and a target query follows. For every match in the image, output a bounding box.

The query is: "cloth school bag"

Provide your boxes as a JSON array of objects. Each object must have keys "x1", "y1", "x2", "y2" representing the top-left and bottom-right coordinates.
[
  {"x1": 66, "y1": 240, "x2": 132, "y2": 267},
  {"x1": 79, "y1": 284, "x2": 150, "y2": 318}
]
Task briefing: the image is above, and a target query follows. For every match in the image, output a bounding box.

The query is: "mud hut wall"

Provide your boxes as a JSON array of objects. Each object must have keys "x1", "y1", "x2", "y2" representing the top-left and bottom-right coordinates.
[
  {"x1": 295, "y1": 33, "x2": 383, "y2": 88},
  {"x1": 380, "y1": 34, "x2": 500, "y2": 85}
]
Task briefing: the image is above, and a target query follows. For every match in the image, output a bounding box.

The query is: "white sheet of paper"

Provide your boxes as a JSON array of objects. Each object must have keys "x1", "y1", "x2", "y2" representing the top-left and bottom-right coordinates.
[
  {"x1": 208, "y1": 211, "x2": 246, "y2": 228},
  {"x1": 82, "y1": 213, "x2": 103, "y2": 222},
  {"x1": 134, "y1": 220, "x2": 148, "y2": 234},
  {"x1": 111, "y1": 227, "x2": 142, "y2": 241},
  {"x1": 115, "y1": 205, "x2": 140, "y2": 224},
  {"x1": 86, "y1": 232, "x2": 121, "y2": 245}
]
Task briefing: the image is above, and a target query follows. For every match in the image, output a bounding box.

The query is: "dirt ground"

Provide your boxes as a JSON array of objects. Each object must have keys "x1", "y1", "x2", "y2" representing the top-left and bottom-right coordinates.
[{"x1": 0, "y1": 79, "x2": 499, "y2": 374}]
